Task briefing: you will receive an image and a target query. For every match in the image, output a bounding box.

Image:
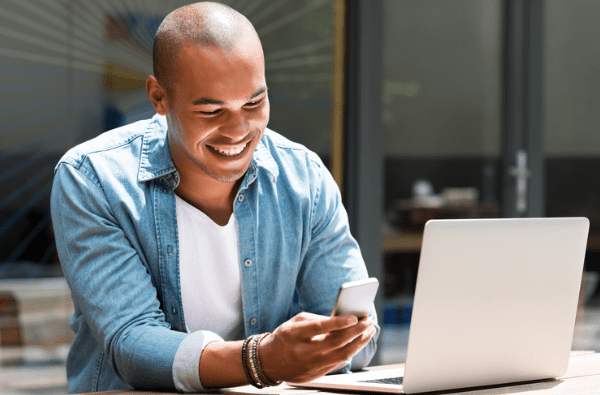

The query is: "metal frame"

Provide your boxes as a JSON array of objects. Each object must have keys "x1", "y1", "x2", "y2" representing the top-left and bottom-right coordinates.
[
  {"x1": 343, "y1": 0, "x2": 384, "y2": 362},
  {"x1": 332, "y1": 0, "x2": 346, "y2": 191},
  {"x1": 501, "y1": 0, "x2": 545, "y2": 217}
]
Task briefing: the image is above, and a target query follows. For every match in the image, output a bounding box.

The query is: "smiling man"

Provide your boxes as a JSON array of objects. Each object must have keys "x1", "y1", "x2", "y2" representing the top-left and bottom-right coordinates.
[
  {"x1": 51, "y1": 2, "x2": 378, "y2": 393},
  {"x1": 147, "y1": 12, "x2": 269, "y2": 226}
]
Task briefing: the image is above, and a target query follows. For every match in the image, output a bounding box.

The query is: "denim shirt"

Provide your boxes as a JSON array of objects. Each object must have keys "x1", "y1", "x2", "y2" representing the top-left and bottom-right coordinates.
[{"x1": 51, "y1": 114, "x2": 378, "y2": 393}]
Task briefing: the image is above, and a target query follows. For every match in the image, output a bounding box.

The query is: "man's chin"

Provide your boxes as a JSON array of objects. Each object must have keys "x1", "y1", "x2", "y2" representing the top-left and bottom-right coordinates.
[
  {"x1": 203, "y1": 166, "x2": 249, "y2": 184},
  {"x1": 212, "y1": 173, "x2": 247, "y2": 184}
]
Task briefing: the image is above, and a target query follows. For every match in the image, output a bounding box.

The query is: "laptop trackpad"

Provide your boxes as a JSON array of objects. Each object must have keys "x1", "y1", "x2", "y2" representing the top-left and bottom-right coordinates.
[{"x1": 361, "y1": 376, "x2": 404, "y2": 385}]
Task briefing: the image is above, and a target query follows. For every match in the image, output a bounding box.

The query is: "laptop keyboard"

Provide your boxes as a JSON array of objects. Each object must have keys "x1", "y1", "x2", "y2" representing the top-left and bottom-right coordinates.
[{"x1": 360, "y1": 376, "x2": 404, "y2": 385}]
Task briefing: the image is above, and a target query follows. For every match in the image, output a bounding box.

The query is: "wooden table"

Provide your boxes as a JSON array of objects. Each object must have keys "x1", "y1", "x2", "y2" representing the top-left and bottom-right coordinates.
[{"x1": 78, "y1": 351, "x2": 600, "y2": 394}]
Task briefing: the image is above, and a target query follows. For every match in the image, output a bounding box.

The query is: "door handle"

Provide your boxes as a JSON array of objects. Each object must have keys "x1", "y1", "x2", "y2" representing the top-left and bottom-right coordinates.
[{"x1": 508, "y1": 150, "x2": 530, "y2": 214}]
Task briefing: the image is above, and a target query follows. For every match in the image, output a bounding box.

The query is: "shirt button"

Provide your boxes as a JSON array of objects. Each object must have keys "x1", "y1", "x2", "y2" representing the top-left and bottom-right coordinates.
[
  {"x1": 167, "y1": 245, "x2": 173, "y2": 256},
  {"x1": 250, "y1": 318, "x2": 257, "y2": 326},
  {"x1": 244, "y1": 259, "x2": 252, "y2": 267},
  {"x1": 238, "y1": 194, "x2": 244, "y2": 202},
  {"x1": 172, "y1": 307, "x2": 177, "y2": 314}
]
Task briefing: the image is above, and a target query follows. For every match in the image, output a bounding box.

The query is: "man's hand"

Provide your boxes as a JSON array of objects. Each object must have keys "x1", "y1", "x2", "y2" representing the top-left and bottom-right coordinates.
[{"x1": 258, "y1": 312, "x2": 376, "y2": 383}]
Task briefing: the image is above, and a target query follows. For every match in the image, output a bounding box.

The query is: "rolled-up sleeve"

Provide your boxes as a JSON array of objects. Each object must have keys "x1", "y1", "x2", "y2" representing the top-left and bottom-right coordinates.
[{"x1": 172, "y1": 331, "x2": 224, "y2": 392}]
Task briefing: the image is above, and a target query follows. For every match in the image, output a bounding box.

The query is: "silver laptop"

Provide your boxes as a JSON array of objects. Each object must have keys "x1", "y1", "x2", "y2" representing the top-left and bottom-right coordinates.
[{"x1": 290, "y1": 217, "x2": 589, "y2": 393}]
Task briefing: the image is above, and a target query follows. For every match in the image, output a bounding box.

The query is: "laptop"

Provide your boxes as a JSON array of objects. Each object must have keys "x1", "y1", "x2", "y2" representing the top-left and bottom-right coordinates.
[{"x1": 290, "y1": 217, "x2": 589, "y2": 393}]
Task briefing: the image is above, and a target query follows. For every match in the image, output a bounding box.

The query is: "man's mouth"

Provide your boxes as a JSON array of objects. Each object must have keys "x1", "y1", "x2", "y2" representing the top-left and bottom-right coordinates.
[{"x1": 207, "y1": 141, "x2": 249, "y2": 157}]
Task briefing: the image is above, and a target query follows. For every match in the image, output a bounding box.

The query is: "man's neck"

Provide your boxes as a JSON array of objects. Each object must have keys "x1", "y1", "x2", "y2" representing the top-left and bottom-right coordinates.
[{"x1": 175, "y1": 172, "x2": 242, "y2": 226}]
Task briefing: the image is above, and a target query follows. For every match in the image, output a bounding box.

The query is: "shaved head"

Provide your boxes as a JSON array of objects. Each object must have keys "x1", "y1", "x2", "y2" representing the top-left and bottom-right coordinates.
[{"x1": 153, "y1": 1, "x2": 259, "y2": 92}]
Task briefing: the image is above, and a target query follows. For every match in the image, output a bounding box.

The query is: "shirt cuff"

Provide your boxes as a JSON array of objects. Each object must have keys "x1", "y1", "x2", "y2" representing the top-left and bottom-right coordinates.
[
  {"x1": 328, "y1": 359, "x2": 352, "y2": 374},
  {"x1": 172, "y1": 330, "x2": 224, "y2": 392}
]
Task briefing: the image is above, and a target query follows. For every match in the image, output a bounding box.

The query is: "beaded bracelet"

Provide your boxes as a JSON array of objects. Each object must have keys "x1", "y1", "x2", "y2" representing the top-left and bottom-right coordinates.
[
  {"x1": 253, "y1": 333, "x2": 282, "y2": 387},
  {"x1": 248, "y1": 335, "x2": 266, "y2": 388},
  {"x1": 241, "y1": 335, "x2": 256, "y2": 387},
  {"x1": 242, "y1": 333, "x2": 282, "y2": 388}
]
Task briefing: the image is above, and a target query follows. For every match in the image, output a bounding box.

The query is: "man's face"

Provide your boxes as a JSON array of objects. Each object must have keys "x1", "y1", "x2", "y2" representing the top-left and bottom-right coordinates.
[{"x1": 163, "y1": 38, "x2": 269, "y2": 184}]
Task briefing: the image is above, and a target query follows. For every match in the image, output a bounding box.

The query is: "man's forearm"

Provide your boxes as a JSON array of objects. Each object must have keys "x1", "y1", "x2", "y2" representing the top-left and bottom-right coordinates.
[{"x1": 198, "y1": 340, "x2": 249, "y2": 388}]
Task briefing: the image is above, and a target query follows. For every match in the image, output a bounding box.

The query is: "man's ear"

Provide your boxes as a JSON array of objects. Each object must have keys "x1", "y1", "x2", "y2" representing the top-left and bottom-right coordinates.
[{"x1": 146, "y1": 75, "x2": 168, "y2": 115}]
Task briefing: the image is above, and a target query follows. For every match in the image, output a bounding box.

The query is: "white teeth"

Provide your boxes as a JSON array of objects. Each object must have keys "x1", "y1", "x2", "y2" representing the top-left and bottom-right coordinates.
[{"x1": 211, "y1": 142, "x2": 247, "y2": 156}]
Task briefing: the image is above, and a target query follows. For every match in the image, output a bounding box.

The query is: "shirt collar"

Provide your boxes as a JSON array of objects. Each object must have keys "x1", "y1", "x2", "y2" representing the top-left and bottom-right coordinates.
[
  {"x1": 251, "y1": 130, "x2": 279, "y2": 183},
  {"x1": 137, "y1": 114, "x2": 179, "y2": 189}
]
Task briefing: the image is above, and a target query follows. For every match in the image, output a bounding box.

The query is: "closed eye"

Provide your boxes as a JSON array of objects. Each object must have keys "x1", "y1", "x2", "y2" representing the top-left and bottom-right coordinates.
[
  {"x1": 199, "y1": 109, "x2": 221, "y2": 115},
  {"x1": 246, "y1": 97, "x2": 265, "y2": 107}
]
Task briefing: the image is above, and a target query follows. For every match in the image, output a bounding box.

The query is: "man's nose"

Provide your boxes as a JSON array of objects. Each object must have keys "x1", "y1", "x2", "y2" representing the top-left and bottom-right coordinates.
[{"x1": 221, "y1": 110, "x2": 250, "y2": 137}]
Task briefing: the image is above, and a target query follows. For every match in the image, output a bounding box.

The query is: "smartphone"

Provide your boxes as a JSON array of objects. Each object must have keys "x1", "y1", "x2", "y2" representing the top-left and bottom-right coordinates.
[{"x1": 331, "y1": 277, "x2": 379, "y2": 318}]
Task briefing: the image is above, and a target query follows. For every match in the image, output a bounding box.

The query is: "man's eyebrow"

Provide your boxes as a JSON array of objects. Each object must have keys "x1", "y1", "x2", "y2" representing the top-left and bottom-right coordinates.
[
  {"x1": 250, "y1": 87, "x2": 268, "y2": 99},
  {"x1": 192, "y1": 97, "x2": 226, "y2": 106},
  {"x1": 191, "y1": 87, "x2": 268, "y2": 106}
]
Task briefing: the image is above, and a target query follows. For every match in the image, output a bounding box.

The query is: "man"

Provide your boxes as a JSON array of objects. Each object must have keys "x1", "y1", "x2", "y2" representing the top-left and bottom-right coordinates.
[{"x1": 51, "y1": 2, "x2": 378, "y2": 393}]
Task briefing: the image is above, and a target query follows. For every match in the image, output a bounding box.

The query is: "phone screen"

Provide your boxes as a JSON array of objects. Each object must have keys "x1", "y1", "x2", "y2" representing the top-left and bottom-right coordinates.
[{"x1": 331, "y1": 277, "x2": 379, "y2": 317}]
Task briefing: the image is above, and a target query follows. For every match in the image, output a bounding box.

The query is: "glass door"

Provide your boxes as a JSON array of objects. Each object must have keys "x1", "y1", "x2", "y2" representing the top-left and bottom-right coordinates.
[
  {"x1": 544, "y1": 0, "x2": 600, "y2": 351},
  {"x1": 378, "y1": 0, "x2": 600, "y2": 363}
]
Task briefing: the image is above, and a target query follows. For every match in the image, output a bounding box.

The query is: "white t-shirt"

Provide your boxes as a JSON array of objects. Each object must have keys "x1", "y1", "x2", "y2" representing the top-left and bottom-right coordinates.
[{"x1": 175, "y1": 195, "x2": 244, "y2": 341}]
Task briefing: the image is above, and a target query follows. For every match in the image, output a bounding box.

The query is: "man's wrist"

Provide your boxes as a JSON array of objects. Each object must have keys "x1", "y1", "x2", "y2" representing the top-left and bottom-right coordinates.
[{"x1": 242, "y1": 333, "x2": 282, "y2": 388}]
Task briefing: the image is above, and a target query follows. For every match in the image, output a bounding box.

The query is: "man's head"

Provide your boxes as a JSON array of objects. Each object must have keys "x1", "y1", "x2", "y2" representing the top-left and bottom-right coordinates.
[
  {"x1": 147, "y1": 1, "x2": 269, "y2": 185},
  {"x1": 153, "y1": 2, "x2": 254, "y2": 93}
]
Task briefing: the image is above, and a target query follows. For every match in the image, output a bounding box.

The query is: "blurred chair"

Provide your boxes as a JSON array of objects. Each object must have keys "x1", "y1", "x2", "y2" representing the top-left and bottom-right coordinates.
[{"x1": 0, "y1": 291, "x2": 23, "y2": 347}]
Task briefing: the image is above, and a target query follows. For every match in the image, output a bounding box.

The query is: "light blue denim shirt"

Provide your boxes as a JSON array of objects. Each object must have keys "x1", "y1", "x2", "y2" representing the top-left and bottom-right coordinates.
[{"x1": 51, "y1": 114, "x2": 379, "y2": 393}]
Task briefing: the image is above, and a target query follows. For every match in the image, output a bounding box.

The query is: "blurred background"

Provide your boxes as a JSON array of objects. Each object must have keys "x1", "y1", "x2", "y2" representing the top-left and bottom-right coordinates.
[{"x1": 1, "y1": 0, "x2": 599, "y2": 393}]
